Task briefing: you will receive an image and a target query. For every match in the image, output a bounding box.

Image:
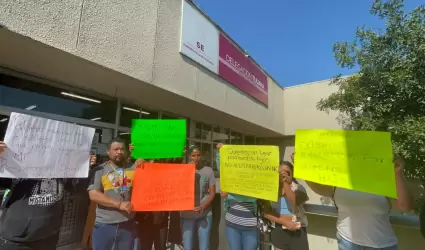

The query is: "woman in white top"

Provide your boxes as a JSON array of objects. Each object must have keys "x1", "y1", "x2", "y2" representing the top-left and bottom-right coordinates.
[{"x1": 298, "y1": 153, "x2": 413, "y2": 250}]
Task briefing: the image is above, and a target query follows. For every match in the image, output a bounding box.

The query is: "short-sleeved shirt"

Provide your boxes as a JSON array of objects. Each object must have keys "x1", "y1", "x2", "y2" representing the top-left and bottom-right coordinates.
[
  {"x1": 87, "y1": 162, "x2": 136, "y2": 224},
  {"x1": 181, "y1": 166, "x2": 215, "y2": 218}
]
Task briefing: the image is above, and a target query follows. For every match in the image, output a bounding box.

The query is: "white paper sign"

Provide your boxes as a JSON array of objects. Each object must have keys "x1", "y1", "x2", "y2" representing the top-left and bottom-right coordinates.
[{"x1": 0, "y1": 112, "x2": 95, "y2": 178}]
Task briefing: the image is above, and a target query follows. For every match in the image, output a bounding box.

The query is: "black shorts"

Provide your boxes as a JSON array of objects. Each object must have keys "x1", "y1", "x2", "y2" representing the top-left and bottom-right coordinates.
[{"x1": 271, "y1": 226, "x2": 309, "y2": 250}]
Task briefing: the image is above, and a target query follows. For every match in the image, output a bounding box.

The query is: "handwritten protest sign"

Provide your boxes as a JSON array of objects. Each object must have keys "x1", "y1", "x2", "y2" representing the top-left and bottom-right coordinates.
[
  {"x1": 131, "y1": 120, "x2": 186, "y2": 159},
  {"x1": 294, "y1": 129, "x2": 396, "y2": 198},
  {"x1": 131, "y1": 163, "x2": 195, "y2": 211},
  {"x1": 1, "y1": 112, "x2": 95, "y2": 178},
  {"x1": 220, "y1": 145, "x2": 280, "y2": 201}
]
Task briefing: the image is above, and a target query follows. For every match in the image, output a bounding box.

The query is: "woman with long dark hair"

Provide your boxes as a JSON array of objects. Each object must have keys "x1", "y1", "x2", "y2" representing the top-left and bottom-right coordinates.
[{"x1": 264, "y1": 160, "x2": 309, "y2": 250}]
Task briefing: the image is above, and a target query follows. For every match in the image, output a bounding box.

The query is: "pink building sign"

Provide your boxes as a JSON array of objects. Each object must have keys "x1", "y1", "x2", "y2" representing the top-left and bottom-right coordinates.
[{"x1": 218, "y1": 33, "x2": 268, "y2": 105}]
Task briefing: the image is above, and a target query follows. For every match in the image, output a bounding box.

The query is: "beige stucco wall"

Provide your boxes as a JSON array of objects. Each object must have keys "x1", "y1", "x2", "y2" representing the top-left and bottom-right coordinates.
[
  {"x1": 282, "y1": 79, "x2": 343, "y2": 135},
  {"x1": 0, "y1": 0, "x2": 286, "y2": 136}
]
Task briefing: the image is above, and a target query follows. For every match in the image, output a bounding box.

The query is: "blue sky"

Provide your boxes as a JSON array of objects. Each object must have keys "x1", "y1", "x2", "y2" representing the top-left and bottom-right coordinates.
[{"x1": 195, "y1": 0, "x2": 423, "y2": 87}]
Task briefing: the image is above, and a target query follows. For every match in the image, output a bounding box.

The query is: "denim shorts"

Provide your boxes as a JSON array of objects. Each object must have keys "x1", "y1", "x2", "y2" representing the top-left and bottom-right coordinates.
[{"x1": 337, "y1": 234, "x2": 397, "y2": 250}]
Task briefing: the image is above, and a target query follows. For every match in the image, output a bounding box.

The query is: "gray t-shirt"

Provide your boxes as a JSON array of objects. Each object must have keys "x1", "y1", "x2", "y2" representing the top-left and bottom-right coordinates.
[
  {"x1": 87, "y1": 162, "x2": 136, "y2": 224},
  {"x1": 181, "y1": 166, "x2": 216, "y2": 218}
]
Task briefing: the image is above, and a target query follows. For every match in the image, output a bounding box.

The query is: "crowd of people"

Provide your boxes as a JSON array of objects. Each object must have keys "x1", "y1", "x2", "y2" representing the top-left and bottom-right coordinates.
[{"x1": 0, "y1": 138, "x2": 423, "y2": 250}]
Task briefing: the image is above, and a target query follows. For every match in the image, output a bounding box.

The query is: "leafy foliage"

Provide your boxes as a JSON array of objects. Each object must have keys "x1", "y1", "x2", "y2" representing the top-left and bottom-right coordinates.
[{"x1": 317, "y1": 0, "x2": 425, "y2": 192}]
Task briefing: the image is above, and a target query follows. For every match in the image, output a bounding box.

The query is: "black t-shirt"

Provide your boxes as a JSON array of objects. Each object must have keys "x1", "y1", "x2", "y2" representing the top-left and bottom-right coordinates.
[{"x1": 0, "y1": 178, "x2": 71, "y2": 242}]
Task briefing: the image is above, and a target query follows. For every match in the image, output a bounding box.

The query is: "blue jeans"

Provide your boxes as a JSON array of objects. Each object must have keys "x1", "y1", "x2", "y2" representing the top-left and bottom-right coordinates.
[
  {"x1": 225, "y1": 225, "x2": 258, "y2": 250},
  {"x1": 181, "y1": 216, "x2": 212, "y2": 250},
  {"x1": 92, "y1": 221, "x2": 136, "y2": 250},
  {"x1": 337, "y1": 234, "x2": 397, "y2": 250}
]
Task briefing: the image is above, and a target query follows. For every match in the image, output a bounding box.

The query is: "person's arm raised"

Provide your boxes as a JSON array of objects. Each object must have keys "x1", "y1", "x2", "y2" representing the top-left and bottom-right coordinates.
[
  {"x1": 391, "y1": 157, "x2": 413, "y2": 212},
  {"x1": 291, "y1": 152, "x2": 333, "y2": 197},
  {"x1": 283, "y1": 181, "x2": 296, "y2": 207},
  {"x1": 304, "y1": 181, "x2": 334, "y2": 197},
  {"x1": 216, "y1": 143, "x2": 223, "y2": 171}
]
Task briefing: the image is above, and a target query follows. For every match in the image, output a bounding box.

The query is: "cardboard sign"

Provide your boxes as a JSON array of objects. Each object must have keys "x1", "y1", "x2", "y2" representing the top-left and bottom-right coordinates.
[
  {"x1": 131, "y1": 119, "x2": 186, "y2": 159},
  {"x1": 219, "y1": 145, "x2": 280, "y2": 201},
  {"x1": 294, "y1": 129, "x2": 396, "y2": 198},
  {"x1": 2, "y1": 112, "x2": 94, "y2": 178},
  {"x1": 131, "y1": 163, "x2": 195, "y2": 211}
]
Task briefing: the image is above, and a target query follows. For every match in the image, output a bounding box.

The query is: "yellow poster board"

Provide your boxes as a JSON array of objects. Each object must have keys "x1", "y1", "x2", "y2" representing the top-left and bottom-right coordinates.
[
  {"x1": 220, "y1": 145, "x2": 280, "y2": 201},
  {"x1": 294, "y1": 129, "x2": 396, "y2": 198}
]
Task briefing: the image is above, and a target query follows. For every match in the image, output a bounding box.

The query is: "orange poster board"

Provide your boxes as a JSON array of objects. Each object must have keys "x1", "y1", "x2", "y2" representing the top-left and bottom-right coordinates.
[{"x1": 131, "y1": 163, "x2": 195, "y2": 211}]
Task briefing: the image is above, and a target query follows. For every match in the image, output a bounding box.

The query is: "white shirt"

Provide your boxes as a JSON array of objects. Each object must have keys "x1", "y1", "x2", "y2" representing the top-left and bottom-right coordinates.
[{"x1": 334, "y1": 188, "x2": 397, "y2": 248}]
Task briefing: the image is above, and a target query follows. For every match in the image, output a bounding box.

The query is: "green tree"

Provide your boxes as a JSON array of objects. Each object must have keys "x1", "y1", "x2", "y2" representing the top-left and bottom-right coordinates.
[{"x1": 317, "y1": 0, "x2": 425, "y2": 208}]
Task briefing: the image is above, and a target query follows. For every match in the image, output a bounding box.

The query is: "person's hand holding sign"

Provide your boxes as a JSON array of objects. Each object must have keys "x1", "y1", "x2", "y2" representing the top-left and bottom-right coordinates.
[
  {"x1": 119, "y1": 201, "x2": 133, "y2": 214},
  {"x1": 89, "y1": 154, "x2": 97, "y2": 167},
  {"x1": 393, "y1": 156, "x2": 404, "y2": 174},
  {"x1": 391, "y1": 155, "x2": 414, "y2": 212},
  {"x1": 220, "y1": 191, "x2": 228, "y2": 198},
  {"x1": 129, "y1": 144, "x2": 148, "y2": 169},
  {"x1": 290, "y1": 152, "x2": 295, "y2": 163}
]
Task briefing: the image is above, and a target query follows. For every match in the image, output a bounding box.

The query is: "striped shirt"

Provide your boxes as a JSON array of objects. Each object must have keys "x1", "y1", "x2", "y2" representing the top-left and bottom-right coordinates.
[{"x1": 225, "y1": 199, "x2": 257, "y2": 230}]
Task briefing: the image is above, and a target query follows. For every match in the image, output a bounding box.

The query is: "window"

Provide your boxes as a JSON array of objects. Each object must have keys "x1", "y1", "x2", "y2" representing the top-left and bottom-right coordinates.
[
  {"x1": 201, "y1": 142, "x2": 212, "y2": 167},
  {"x1": 212, "y1": 126, "x2": 229, "y2": 144},
  {"x1": 230, "y1": 131, "x2": 243, "y2": 144},
  {"x1": 244, "y1": 135, "x2": 255, "y2": 145},
  {"x1": 119, "y1": 105, "x2": 158, "y2": 127},
  {"x1": 0, "y1": 74, "x2": 117, "y2": 123},
  {"x1": 201, "y1": 124, "x2": 212, "y2": 141},
  {"x1": 89, "y1": 128, "x2": 114, "y2": 160},
  {"x1": 190, "y1": 122, "x2": 202, "y2": 139},
  {"x1": 0, "y1": 114, "x2": 9, "y2": 140},
  {"x1": 161, "y1": 113, "x2": 183, "y2": 119}
]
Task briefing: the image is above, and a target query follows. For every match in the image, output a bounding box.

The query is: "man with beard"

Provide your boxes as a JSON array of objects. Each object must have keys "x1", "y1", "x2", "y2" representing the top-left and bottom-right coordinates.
[{"x1": 88, "y1": 138, "x2": 141, "y2": 250}]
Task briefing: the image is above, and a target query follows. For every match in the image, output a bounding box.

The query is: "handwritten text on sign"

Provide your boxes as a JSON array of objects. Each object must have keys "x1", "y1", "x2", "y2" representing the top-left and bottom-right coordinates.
[
  {"x1": 219, "y1": 145, "x2": 280, "y2": 202},
  {"x1": 1, "y1": 112, "x2": 95, "y2": 178},
  {"x1": 131, "y1": 163, "x2": 195, "y2": 211},
  {"x1": 131, "y1": 120, "x2": 186, "y2": 159},
  {"x1": 294, "y1": 129, "x2": 396, "y2": 198}
]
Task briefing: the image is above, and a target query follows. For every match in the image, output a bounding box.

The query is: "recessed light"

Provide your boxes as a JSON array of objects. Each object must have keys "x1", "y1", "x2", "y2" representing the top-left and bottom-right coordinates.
[
  {"x1": 61, "y1": 92, "x2": 101, "y2": 104},
  {"x1": 122, "y1": 106, "x2": 150, "y2": 115},
  {"x1": 25, "y1": 105, "x2": 37, "y2": 110},
  {"x1": 90, "y1": 117, "x2": 101, "y2": 121}
]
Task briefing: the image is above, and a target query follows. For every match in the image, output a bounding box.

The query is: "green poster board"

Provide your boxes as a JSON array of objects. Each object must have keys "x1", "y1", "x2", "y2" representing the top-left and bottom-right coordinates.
[{"x1": 131, "y1": 119, "x2": 186, "y2": 159}]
